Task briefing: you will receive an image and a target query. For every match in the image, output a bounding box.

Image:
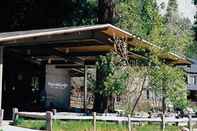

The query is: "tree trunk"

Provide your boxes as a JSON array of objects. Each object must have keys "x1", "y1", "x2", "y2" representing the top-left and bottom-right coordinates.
[
  {"x1": 105, "y1": 95, "x2": 115, "y2": 113},
  {"x1": 93, "y1": 93, "x2": 104, "y2": 113},
  {"x1": 93, "y1": 0, "x2": 116, "y2": 113},
  {"x1": 162, "y1": 96, "x2": 166, "y2": 114},
  {"x1": 94, "y1": 94, "x2": 115, "y2": 113},
  {"x1": 162, "y1": 80, "x2": 166, "y2": 114},
  {"x1": 130, "y1": 76, "x2": 147, "y2": 115},
  {"x1": 98, "y1": 0, "x2": 116, "y2": 24}
]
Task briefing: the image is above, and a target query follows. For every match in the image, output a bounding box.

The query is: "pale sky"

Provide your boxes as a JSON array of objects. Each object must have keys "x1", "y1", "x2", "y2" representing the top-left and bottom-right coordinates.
[{"x1": 157, "y1": 0, "x2": 196, "y2": 23}]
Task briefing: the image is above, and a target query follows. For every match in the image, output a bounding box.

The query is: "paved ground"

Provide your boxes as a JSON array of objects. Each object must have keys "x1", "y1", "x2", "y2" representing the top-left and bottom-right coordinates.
[{"x1": 0, "y1": 121, "x2": 41, "y2": 131}]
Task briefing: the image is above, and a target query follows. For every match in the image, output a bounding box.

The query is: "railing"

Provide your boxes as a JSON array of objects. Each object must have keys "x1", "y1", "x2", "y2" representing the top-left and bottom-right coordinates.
[{"x1": 12, "y1": 108, "x2": 195, "y2": 131}]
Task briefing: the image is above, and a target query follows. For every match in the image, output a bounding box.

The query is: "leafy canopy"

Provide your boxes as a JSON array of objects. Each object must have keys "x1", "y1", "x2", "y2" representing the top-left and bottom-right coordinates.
[
  {"x1": 95, "y1": 53, "x2": 129, "y2": 96},
  {"x1": 149, "y1": 60, "x2": 188, "y2": 109}
]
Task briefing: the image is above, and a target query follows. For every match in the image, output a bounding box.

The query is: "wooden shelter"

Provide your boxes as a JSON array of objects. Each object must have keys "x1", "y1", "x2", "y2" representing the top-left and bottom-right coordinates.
[{"x1": 0, "y1": 24, "x2": 191, "y2": 116}]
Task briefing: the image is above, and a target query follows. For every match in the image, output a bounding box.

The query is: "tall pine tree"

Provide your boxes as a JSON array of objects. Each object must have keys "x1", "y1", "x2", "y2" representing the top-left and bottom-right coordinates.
[
  {"x1": 93, "y1": 0, "x2": 117, "y2": 113},
  {"x1": 193, "y1": 0, "x2": 197, "y2": 41},
  {"x1": 161, "y1": 0, "x2": 193, "y2": 55},
  {"x1": 166, "y1": 0, "x2": 178, "y2": 23},
  {"x1": 98, "y1": 0, "x2": 116, "y2": 24}
]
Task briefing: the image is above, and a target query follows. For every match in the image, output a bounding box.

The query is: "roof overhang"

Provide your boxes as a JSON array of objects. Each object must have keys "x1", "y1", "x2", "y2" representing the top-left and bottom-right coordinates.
[{"x1": 0, "y1": 24, "x2": 191, "y2": 65}]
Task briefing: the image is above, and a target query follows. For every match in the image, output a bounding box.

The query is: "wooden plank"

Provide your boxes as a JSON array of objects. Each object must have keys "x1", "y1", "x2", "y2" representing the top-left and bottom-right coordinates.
[
  {"x1": 16, "y1": 112, "x2": 46, "y2": 119},
  {"x1": 55, "y1": 112, "x2": 85, "y2": 116},
  {"x1": 0, "y1": 24, "x2": 109, "y2": 45},
  {"x1": 57, "y1": 45, "x2": 113, "y2": 53},
  {"x1": 12, "y1": 108, "x2": 19, "y2": 122},
  {"x1": 13, "y1": 111, "x2": 197, "y2": 126},
  {"x1": 128, "y1": 115, "x2": 131, "y2": 131},
  {"x1": 7, "y1": 39, "x2": 103, "y2": 49},
  {"x1": 46, "y1": 112, "x2": 53, "y2": 131},
  {"x1": 53, "y1": 115, "x2": 93, "y2": 120},
  {"x1": 84, "y1": 65, "x2": 88, "y2": 112},
  {"x1": 93, "y1": 112, "x2": 96, "y2": 131},
  {"x1": 0, "y1": 109, "x2": 4, "y2": 126},
  {"x1": 0, "y1": 47, "x2": 3, "y2": 109}
]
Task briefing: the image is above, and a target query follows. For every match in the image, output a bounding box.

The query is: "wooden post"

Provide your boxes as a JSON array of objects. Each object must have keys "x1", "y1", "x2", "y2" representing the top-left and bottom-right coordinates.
[
  {"x1": 46, "y1": 111, "x2": 53, "y2": 131},
  {"x1": 93, "y1": 112, "x2": 96, "y2": 131},
  {"x1": 84, "y1": 65, "x2": 88, "y2": 112},
  {"x1": 0, "y1": 47, "x2": 3, "y2": 110},
  {"x1": 0, "y1": 109, "x2": 4, "y2": 126},
  {"x1": 12, "y1": 108, "x2": 18, "y2": 123},
  {"x1": 188, "y1": 114, "x2": 192, "y2": 131},
  {"x1": 128, "y1": 114, "x2": 131, "y2": 131},
  {"x1": 52, "y1": 109, "x2": 57, "y2": 115},
  {"x1": 161, "y1": 114, "x2": 165, "y2": 131}
]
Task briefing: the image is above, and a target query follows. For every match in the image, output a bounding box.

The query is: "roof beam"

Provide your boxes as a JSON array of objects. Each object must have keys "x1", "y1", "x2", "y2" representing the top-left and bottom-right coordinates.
[{"x1": 1, "y1": 31, "x2": 94, "y2": 46}]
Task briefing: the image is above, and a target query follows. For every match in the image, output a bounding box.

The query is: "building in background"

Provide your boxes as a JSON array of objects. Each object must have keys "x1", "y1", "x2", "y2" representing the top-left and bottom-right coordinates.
[{"x1": 186, "y1": 60, "x2": 197, "y2": 102}]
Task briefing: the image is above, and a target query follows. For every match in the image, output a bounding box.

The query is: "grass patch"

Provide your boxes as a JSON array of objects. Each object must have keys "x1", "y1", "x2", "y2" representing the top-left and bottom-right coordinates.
[
  {"x1": 15, "y1": 117, "x2": 180, "y2": 131},
  {"x1": 15, "y1": 117, "x2": 46, "y2": 130},
  {"x1": 53, "y1": 120, "x2": 127, "y2": 131},
  {"x1": 135, "y1": 124, "x2": 180, "y2": 131}
]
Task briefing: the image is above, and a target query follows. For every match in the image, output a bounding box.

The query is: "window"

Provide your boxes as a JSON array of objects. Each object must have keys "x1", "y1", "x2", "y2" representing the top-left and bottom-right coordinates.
[
  {"x1": 146, "y1": 90, "x2": 150, "y2": 100},
  {"x1": 194, "y1": 76, "x2": 197, "y2": 85},
  {"x1": 188, "y1": 75, "x2": 197, "y2": 85}
]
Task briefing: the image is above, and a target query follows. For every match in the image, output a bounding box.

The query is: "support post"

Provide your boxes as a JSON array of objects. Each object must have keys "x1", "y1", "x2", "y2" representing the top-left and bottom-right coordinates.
[
  {"x1": 52, "y1": 109, "x2": 57, "y2": 115},
  {"x1": 93, "y1": 112, "x2": 96, "y2": 131},
  {"x1": 0, "y1": 109, "x2": 4, "y2": 126},
  {"x1": 46, "y1": 111, "x2": 53, "y2": 131},
  {"x1": 84, "y1": 65, "x2": 88, "y2": 112},
  {"x1": 161, "y1": 114, "x2": 165, "y2": 131},
  {"x1": 12, "y1": 108, "x2": 18, "y2": 124},
  {"x1": 128, "y1": 114, "x2": 131, "y2": 131},
  {"x1": 0, "y1": 47, "x2": 3, "y2": 110},
  {"x1": 188, "y1": 114, "x2": 192, "y2": 131}
]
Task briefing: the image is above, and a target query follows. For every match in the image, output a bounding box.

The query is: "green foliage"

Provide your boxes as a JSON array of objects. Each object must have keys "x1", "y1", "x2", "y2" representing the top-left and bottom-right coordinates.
[
  {"x1": 104, "y1": 68, "x2": 128, "y2": 95},
  {"x1": 166, "y1": 0, "x2": 178, "y2": 22},
  {"x1": 116, "y1": 0, "x2": 195, "y2": 57},
  {"x1": 193, "y1": 0, "x2": 197, "y2": 44},
  {"x1": 116, "y1": 0, "x2": 159, "y2": 39},
  {"x1": 96, "y1": 0, "x2": 191, "y2": 112},
  {"x1": 63, "y1": 0, "x2": 97, "y2": 26},
  {"x1": 149, "y1": 1, "x2": 194, "y2": 56},
  {"x1": 149, "y1": 60, "x2": 188, "y2": 110},
  {"x1": 14, "y1": 117, "x2": 25, "y2": 125},
  {"x1": 96, "y1": 53, "x2": 129, "y2": 96}
]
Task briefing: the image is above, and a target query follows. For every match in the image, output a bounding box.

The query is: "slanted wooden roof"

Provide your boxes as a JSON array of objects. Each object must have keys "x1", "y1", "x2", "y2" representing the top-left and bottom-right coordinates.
[{"x1": 0, "y1": 24, "x2": 191, "y2": 65}]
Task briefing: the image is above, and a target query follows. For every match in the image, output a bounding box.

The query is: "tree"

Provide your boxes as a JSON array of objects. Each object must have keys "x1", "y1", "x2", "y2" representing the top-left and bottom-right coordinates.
[
  {"x1": 193, "y1": 0, "x2": 197, "y2": 41},
  {"x1": 0, "y1": 0, "x2": 97, "y2": 32},
  {"x1": 93, "y1": 0, "x2": 117, "y2": 112},
  {"x1": 93, "y1": 53, "x2": 129, "y2": 112},
  {"x1": 149, "y1": 57, "x2": 188, "y2": 112},
  {"x1": 115, "y1": 0, "x2": 190, "y2": 114},
  {"x1": 166, "y1": 0, "x2": 178, "y2": 23},
  {"x1": 93, "y1": 37, "x2": 130, "y2": 113},
  {"x1": 98, "y1": 0, "x2": 116, "y2": 24},
  {"x1": 0, "y1": 0, "x2": 68, "y2": 32},
  {"x1": 187, "y1": 0, "x2": 197, "y2": 58}
]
